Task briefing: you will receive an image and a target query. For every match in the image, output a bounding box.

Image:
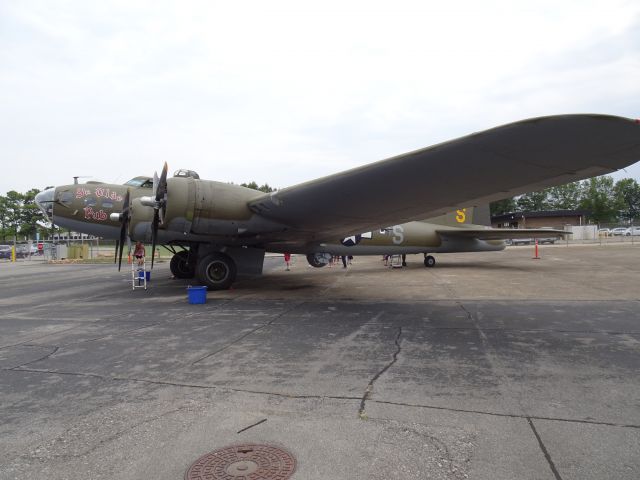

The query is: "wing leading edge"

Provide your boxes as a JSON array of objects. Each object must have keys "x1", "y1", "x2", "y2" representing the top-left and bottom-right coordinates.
[{"x1": 250, "y1": 114, "x2": 640, "y2": 242}]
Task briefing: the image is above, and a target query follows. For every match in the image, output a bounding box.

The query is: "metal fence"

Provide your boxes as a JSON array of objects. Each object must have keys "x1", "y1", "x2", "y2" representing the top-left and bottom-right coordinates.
[{"x1": 0, "y1": 239, "x2": 117, "y2": 262}]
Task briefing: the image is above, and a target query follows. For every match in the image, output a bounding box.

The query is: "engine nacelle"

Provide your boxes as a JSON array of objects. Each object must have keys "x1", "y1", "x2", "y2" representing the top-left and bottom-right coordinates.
[{"x1": 159, "y1": 177, "x2": 265, "y2": 236}]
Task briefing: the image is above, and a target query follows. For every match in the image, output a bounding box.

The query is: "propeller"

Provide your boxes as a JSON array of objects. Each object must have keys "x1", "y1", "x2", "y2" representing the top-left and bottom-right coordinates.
[
  {"x1": 110, "y1": 189, "x2": 131, "y2": 271},
  {"x1": 150, "y1": 162, "x2": 168, "y2": 269},
  {"x1": 139, "y1": 162, "x2": 169, "y2": 269}
]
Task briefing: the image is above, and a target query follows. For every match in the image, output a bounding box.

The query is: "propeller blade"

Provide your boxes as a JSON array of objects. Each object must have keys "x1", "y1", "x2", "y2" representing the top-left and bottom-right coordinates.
[
  {"x1": 156, "y1": 162, "x2": 168, "y2": 201},
  {"x1": 149, "y1": 163, "x2": 167, "y2": 268},
  {"x1": 158, "y1": 204, "x2": 165, "y2": 226},
  {"x1": 114, "y1": 240, "x2": 119, "y2": 264},
  {"x1": 117, "y1": 223, "x2": 125, "y2": 271},
  {"x1": 156, "y1": 162, "x2": 168, "y2": 225},
  {"x1": 152, "y1": 170, "x2": 159, "y2": 198},
  {"x1": 117, "y1": 189, "x2": 131, "y2": 272},
  {"x1": 150, "y1": 213, "x2": 158, "y2": 269}
]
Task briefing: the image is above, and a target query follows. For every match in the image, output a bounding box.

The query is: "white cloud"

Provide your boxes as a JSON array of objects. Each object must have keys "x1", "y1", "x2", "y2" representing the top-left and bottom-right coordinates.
[{"x1": 1, "y1": 0, "x2": 640, "y2": 193}]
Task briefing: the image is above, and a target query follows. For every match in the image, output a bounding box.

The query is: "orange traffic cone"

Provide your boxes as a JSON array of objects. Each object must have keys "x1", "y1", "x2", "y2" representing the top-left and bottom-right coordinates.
[{"x1": 532, "y1": 239, "x2": 540, "y2": 260}]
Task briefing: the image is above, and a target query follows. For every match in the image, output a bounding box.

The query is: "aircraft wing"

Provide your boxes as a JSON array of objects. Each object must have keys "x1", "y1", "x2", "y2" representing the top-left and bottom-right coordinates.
[
  {"x1": 249, "y1": 114, "x2": 640, "y2": 241},
  {"x1": 435, "y1": 228, "x2": 569, "y2": 241}
]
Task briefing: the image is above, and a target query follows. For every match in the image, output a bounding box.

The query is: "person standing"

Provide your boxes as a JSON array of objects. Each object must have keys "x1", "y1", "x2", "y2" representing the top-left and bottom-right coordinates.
[
  {"x1": 133, "y1": 241, "x2": 145, "y2": 268},
  {"x1": 284, "y1": 253, "x2": 291, "y2": 271}
]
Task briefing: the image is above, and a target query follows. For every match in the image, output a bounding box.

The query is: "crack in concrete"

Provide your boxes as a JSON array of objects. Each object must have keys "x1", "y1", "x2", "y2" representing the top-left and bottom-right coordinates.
[
  {"x1": 3, "y1": 323, "x2": 160, "y2": 371},
  {"x1": 8, "y1": 345, "x2": 59, "y2": 370},
  {"x1": 528, "y1": 417, "x2": 563, "y2": 480},
  {"x1": 189, "y1": 301, "x2": 306, "y2": 366},
  {"x1": 358, "y1": 325, "x2": 402, "y2": 419},
  {"x1": 371, "y1": 399, "x2": 640, "y2": 429},
  {"x1": 237, "y1": 418, "x2": 267, "y2": 434},
  {"x1": 5, "y1": 367, "x2": 640, "y2": 430},
  {"x1": 455, "y1": 300, "x2": 530, "y2": 414},
  {"x1": 22, "y1": 406, "x2": 187, "y2": 461}
]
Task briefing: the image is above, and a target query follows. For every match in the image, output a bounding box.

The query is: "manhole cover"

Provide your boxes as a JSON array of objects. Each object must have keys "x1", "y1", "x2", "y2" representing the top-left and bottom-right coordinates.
[{"x1": 185, "y1": 444, "x2": 296, "y2": 479}]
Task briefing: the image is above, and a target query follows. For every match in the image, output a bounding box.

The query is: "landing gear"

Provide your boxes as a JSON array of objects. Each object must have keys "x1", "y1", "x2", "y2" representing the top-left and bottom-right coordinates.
[
  {"x1": 196, "y1": 252, "x2": 237, "y2": 290},
  {"x1": 424, "y1": 254, "x2": 436, "y2": 268},
  {"x1": 306, "y1": 252, "x2": 332, "y2": 268},
  {"x1": 170, "y1": 250, "x2": 196, "y2": 279}
]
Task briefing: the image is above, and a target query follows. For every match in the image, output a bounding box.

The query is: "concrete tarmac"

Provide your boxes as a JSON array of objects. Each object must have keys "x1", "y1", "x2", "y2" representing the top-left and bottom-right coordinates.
[{"x1": 0, "y1": 244, "x2": 639, "y2": 479}]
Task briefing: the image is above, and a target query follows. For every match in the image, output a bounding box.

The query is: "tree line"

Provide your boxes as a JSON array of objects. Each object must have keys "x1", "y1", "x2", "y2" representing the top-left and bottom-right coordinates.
[
  {"x1": 0, "y1": 188, "x2": 50, "y2": 242},
  {"x1": 2, "y1": 175, "x2": 639, "y2": 241},
  {"x1": 490, "y1": 175, "x2": 640, "y2": 224}
]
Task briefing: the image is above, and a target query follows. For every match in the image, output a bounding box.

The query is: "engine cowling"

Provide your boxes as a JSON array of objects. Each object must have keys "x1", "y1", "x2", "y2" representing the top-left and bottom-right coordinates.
[{"x1": 130, "y1": 177, "x2": 281, "y2": 243}]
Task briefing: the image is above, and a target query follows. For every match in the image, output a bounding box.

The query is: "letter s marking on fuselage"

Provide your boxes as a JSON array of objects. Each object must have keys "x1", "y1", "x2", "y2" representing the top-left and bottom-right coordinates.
[
  {"x1": 456, "y1": 208, "x2": 467, "y2": 223},
  {"x1": 392, "y1": 225, "x2": 404, "y2": 245}
]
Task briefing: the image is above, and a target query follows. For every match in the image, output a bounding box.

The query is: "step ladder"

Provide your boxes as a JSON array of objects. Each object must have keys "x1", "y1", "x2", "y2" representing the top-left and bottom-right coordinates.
[
  {"x1": 389, "y1": 254, "x2": 403, "y2": 268},
  {"x1": 131, "y1": 257, "x2": 148, "y2": 290}
]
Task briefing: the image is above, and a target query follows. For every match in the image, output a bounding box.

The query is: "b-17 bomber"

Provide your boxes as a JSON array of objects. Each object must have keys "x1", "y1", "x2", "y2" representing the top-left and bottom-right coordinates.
[{"x1": 36, "y1": 114, "x2": 640, "y2": 290}]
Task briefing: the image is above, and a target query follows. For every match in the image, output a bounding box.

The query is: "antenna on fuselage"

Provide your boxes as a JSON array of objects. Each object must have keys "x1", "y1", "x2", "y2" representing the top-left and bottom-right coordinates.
[{"x1": 73, "y1": 176, "x2": 91, "y2": 184}]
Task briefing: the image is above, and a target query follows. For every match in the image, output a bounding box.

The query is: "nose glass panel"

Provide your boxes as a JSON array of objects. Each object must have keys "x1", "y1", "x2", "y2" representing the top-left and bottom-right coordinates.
[{"x1": 35, "y1": 188, "x2": 55, "y2": 220}]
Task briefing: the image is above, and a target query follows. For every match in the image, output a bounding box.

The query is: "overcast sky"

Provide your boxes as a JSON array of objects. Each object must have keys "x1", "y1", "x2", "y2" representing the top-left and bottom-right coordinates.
[{"x1": 1, "y1": 0, "x2": 640, "y2": 195}]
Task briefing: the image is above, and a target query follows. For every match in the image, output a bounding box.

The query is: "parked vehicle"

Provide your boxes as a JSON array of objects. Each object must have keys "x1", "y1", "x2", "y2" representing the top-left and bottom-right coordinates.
[
  {"x1": 625, "y1": 227, "x2": 640, "y2": 236},
  {"x1": 0, "y1": 245, "x2": 12, "y2": 259},
  {"x1": 511, "y1": 236, "x2": 557, "y2": 245},
  {"x1": 15, "y1": 244, "x2": 38, "y2": 256},
  {"x1": 535, "y1": 228, "x2": 559, "y2": 244},
  {"x1": 611, "y1": 227, "x2": 628, "y2": 236},
  {"x1": 598, "y1": 228, "x2": 611, "y2": 236},
  {"x1": 511, "y1": 238, "x2": 533, "y2": 245}
]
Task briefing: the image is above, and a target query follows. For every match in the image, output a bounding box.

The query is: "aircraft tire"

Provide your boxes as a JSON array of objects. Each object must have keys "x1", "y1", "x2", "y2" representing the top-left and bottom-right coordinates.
[
  {"x1": 196, "y1": 252, "x2": 237, "y2": 290},
  {"x1": 424, "y1": 255, "x2": 436, "y2": 268},
  {"x1": 306, "y1": 253, "x2": 331, "y2": 268},
  {"x1": 170, "y1": 251, "x2": 195, "y2": 279}
]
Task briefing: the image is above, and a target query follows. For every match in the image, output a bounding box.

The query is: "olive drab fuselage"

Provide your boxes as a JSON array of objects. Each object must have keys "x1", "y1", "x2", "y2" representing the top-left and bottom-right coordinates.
[{"x1": 47, "y1": 177, "x2": 503, "y2": 254}]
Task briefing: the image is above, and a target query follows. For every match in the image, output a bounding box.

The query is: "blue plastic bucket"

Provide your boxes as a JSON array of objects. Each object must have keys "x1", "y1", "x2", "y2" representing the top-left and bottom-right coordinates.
[
  {"x1": 137, "y1": 271, "x2": 151, "y2": 281},
  {"x1": 187, "y1": 286, "x2": 207, "y2": 304}
]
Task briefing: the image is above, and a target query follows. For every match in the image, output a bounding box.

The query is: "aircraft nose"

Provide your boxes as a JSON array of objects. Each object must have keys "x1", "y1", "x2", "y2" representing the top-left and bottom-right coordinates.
[{"x1": 35, "y1": 187, "x2": 55, "y2": 221}]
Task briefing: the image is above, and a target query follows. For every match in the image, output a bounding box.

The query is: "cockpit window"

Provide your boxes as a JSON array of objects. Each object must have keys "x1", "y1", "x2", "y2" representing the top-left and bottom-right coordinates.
[
  {"x1": 59, "y1": 191, "x2": 73, "y2": 206},
  {"x1": 123, "y1": 177, "x2": 153, "y2": 188},
  {"x1": 173, "y1": 169, "x2": 200, "y2": 179},
  {"x1": 84, "y1": 196, "x2": 97, "y2": 207}
]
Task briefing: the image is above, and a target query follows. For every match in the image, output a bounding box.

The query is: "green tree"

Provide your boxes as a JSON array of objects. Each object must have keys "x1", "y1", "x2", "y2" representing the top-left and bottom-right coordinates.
[
  {"x1": 579, "y1": 176, "x2": 618, "y2": 223},
  {"x1": 613, "y1": 178, "x2": 640, "y2": 221},
  {"x1": 241, "y1": 182, "x2": 276, "y2": 193},
  {"x1": 547, "y1": 182, "x2": 581, "y2": 210},
  {"x1": 517, "y1": 189, "x2": 550, "y2": 212},
  {"x1": 0, "y1": 195, "x2": 8, "y2": 241},
  {"x1": 19, "y1": 188, "x2": 43, "y2": 238},
  {"x1": 490, "y1": 197, "x2": 517, "y2": 216},
  {"x1": 0, "y1": 188, "x2": 49, "y2": 241},
  {"x1": 2, "y1": 190, "x2": 24, "y2": 240}
]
